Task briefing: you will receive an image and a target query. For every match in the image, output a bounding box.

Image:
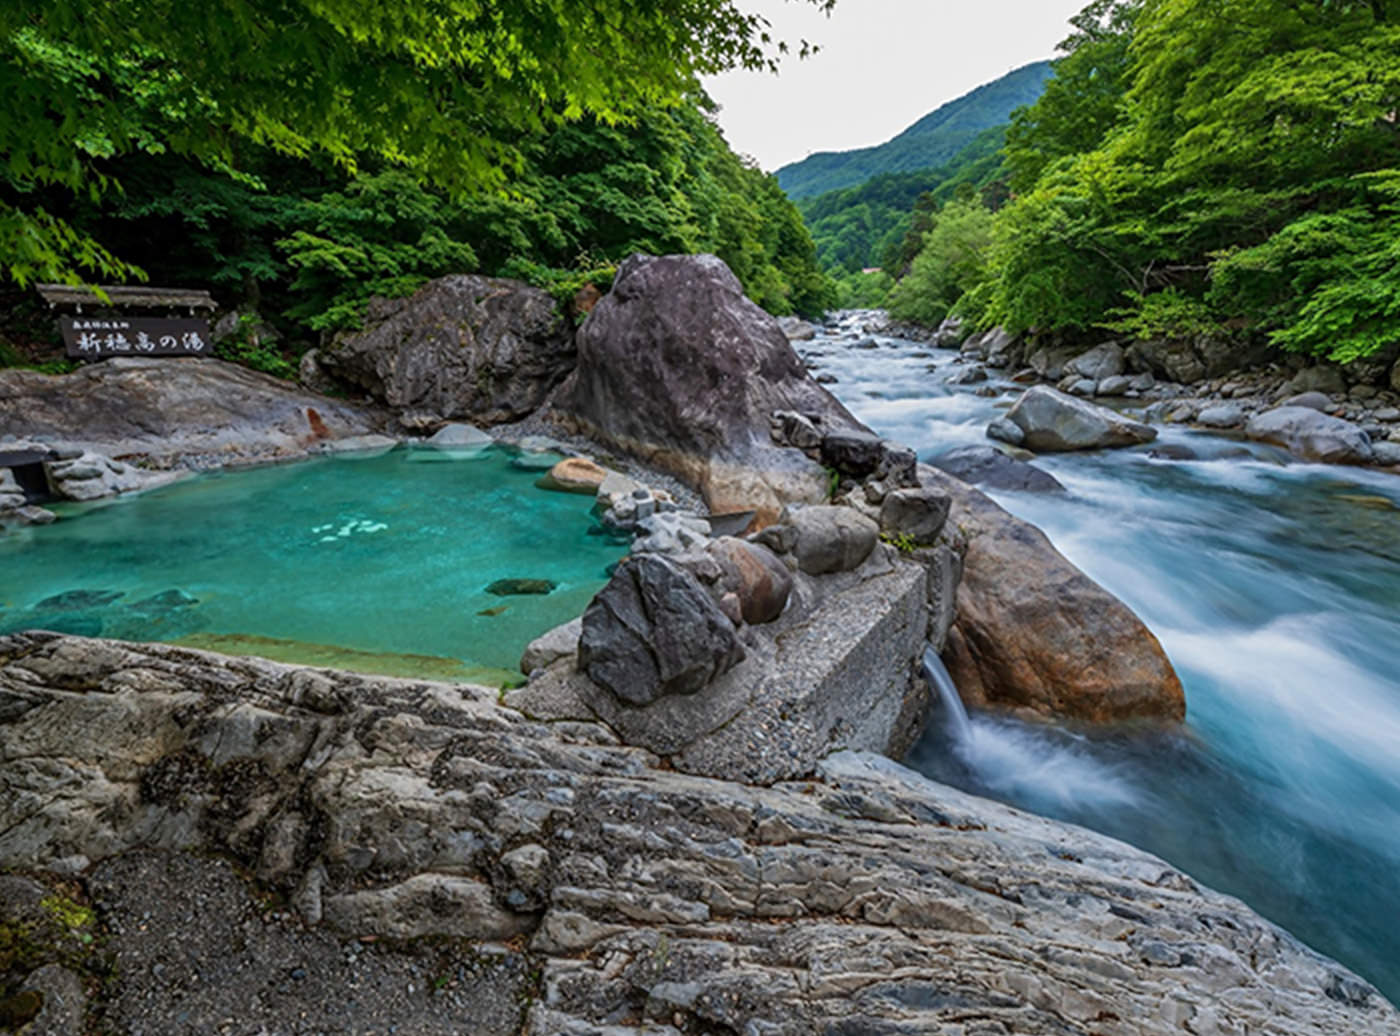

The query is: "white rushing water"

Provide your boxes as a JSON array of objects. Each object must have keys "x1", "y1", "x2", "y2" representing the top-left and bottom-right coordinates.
[{"x1": 813, "y1": 311, "x2": 1400, "y2": 1002}]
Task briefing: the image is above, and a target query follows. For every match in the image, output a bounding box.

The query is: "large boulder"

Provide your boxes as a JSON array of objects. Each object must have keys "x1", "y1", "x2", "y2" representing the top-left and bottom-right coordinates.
[
  {"x1": 1064, "y1": 342, "x2": 1125, "y2": 382},
  {"x1": 323, "y1": 275, "x2": 575, "y2": 425},
  {"x1": 0, "y1": 358, "x2": 380, "y2": 465},
  {"x1": 1005, "y1": 386, "x2": 1157, "y2": 451},
  {"x1": 929, "y1": 445, "x2": 1065, "y2": 493},
  {"x1": 552, "y1": 254, "x2": 861, "y2": 524},
  {"x1": 919, "y1": 465, "x2": 1186, "y2": 724},
  {"x1": 578, "y1": 553, "x2": 744, "y2": 705},
  {"x1": 1244, "y1": 407, "x2": 1375, "y2": 464},
  {"x1": 1286, "y1": 365, "x2": 1347, "y2": 397}
]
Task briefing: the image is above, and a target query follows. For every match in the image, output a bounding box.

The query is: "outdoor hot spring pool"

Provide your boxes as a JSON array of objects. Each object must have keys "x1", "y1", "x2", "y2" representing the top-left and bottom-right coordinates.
[{"x1": 0, "y1": 445, "x2": 628, "y2": 684}]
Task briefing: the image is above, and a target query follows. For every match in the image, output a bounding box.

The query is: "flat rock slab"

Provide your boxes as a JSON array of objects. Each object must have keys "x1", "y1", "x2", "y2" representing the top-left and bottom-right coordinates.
[
  {"x1": 0, "y1": 633, "x2": 1392, "y2": 1036},
  {"x1": 0, "y1": 358, "x2": 382, "y2": 466}
]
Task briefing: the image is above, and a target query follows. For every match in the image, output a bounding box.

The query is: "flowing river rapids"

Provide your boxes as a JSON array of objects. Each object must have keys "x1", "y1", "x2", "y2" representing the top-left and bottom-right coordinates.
[{"x1": 808, "y1": 312, "x2": 1400, "y2": 1005}]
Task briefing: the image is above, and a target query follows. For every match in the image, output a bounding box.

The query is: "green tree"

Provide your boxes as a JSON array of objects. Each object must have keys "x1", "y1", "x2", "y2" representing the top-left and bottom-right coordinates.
[
  {"x1": 886, "y1": 198, "x2": 996, "y2": 327},
  {"x1": 0, "y1": 0, "x2": 834, "y2": 287}
]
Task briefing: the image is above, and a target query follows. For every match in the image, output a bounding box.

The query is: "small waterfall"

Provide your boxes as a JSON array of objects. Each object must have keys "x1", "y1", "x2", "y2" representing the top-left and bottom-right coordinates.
[{"x1": 922, "y1": 643, "x2": 972, "y2": 744}]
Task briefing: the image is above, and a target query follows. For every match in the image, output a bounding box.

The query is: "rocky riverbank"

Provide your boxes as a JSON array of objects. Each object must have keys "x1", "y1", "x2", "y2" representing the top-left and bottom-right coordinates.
[
  {"x1": 887, "y1": 314, "x2": 1400, "y2": 469},
  {"x1": 1, "y1": 632, "x2": 1394, "y2": 1035}
]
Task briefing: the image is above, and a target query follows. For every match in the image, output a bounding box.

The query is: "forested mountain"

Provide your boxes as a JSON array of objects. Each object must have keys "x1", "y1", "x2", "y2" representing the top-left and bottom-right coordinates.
[
  {"x1": 888, "y1": 0, "x2": 1400, "y2": 367},
  {"x1": 775, "y1": 61, "x2": 1052, "y2": 201}
]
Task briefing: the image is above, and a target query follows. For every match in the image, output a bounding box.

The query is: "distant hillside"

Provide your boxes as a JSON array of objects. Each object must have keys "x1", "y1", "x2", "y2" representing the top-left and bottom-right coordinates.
[
  {"x1": 798, "y1": 126, "x2": 1006, "y2": 274},
  {"x1": 776, "y1": 62, "x2": 1053, "y2": 201}
]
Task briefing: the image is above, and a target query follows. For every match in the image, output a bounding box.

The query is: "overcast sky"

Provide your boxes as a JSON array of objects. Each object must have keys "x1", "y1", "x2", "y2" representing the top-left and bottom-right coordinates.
[{"x1": 703, "y1": 0, "x2": 1086, "y2": 172}]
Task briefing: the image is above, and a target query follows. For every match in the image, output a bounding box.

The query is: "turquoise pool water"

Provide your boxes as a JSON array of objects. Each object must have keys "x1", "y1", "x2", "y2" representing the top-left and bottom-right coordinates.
[{"x1": 0, "y1": 446, "x2": 625, "y2": 682}]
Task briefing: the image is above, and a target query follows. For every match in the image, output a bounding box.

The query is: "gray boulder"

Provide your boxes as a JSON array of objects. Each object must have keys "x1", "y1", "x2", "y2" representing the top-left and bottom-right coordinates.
[
  {"x1": 578, "y1": 554, "x2": 744, "y2": 705},
  {"x1": 1287, "y1": 365, "x2": 1347, "y2": 397},
  {"x1": 426, "y1": 422, "x2": 493, "y2": 448},
  {"x1": 519, "y1": 617, "x2": 582, "y2": 675},
  {"x1": 784, "y1": 505, "x2": 879, "y2": 574},
  {"x1": 1025, "y1": 344, "x2": 1081, "y2": 381},
  {"x1": 1197, "y1": 403, "x2": 1245, "y2": 429},
  {"x1": 982, "y1": 328, "x2": 1022, "y2": 369},
  {"x1": 1097, "y1": 374, "x2": 1131, "y2": 396},
  {"x1": 1281, "y1": 391, "x2": 1333, "y2": 412},
  {"x1": 1245, "y1": 407, "x2": 1375, "y2": 464},
  {"x1": 986, "y1": 417, "x2": 1026, "y2": 447},
  {"x1": 879, "y1": 488, "x2": 951, "y2": 544},
  {"x1": 324, "y1": 275, "x2": 574, "y2": 425},
  {"x1": 929, "y1": 445, "x2": 1065, "y2": 493},
  {"x1": 1373, "y1": 441, "x2": 1400, "y2": 466},
  {"x1": 1065, "y1": 342, "x2": 1125, "y2": 382},
  {"x1": 820, "y1": 429, "x2": 884, "y2": 476},
  {"x1": 554, "y1": 255, "x2": 859, "y2": 525},
  {"x1": 1005, "y1": 387, "x2": 1158, "y2": 451}
]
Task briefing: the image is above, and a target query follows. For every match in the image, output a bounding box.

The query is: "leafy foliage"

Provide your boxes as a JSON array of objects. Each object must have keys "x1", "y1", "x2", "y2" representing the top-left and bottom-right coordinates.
[
  {"x1": 885, "y1": 198, "x2": 996, "y2": 327},
  {"x1": 1, "y1": 0, "x2": 834, "y2": 289},
  {"x1": 891, "y1": 0, "x2": 1400, "y2": 363}
]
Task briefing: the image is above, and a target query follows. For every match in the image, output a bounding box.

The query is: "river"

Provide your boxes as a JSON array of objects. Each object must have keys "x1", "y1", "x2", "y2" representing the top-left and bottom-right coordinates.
[{"x1": 809, "y1": 312, "x2": 1400, "y2": 1004}]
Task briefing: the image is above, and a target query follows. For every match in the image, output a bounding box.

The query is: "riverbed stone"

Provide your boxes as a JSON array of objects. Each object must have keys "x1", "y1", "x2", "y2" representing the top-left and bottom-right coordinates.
[
  {"x1": 1006, "y1": 386, "x2": 1157, "y2": 451},
  {"x1": 1371, "y1": 441, "x2": 1400, "y2": 466},
  {"x1": 919, "y1": 464, "x2": 1185, "y2": 724},
  {"x1": 1280, "y1": 391, "x2": 1333, "y2": 412},
  {"x1": 820, "y1": 429, "x2": 885, "y2": 476},
  {"x1": 986, "y1": 416, "x2": 1026, "y2": 447},
  {"x1": 1065, "y1": 341, "x2": 1125, "y2": 382},
  {"x1": 784, "y1": 505, "x2": 879, "y2": 574},
  {"x1": 1097, "y1": 374, "x2": 1131, "y2": 396},
  {"x1": 578, "y1": 554, "x2": 744, "y2": 705},
  {"x1": 929, "y1": 445, "x2": 1065, "y2": 493},
  {"x1": 1287, "y1": 365, "x2": 1347, "y2": 397},
  {"x1": 1197, "y1": 403, "x2": 1245, "y2": 428},
  {"x1": 1244, "y1": 406, "x2": 1375, "y2": 464}
]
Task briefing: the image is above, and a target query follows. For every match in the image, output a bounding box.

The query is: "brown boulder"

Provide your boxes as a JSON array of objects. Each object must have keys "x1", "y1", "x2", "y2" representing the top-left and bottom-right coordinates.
[
  {"x1": 537, "y1": 457, "x2": 609, "y2": 495},
  {"x1": 706, "y1": 537, "x2": 793, "y2": 624},
  {"x1": 919, "y1": 465, "x2": 1185, "y2": 724},
  {"x1": 552, "y1": 254, "x2": 861, "y2": 525}
]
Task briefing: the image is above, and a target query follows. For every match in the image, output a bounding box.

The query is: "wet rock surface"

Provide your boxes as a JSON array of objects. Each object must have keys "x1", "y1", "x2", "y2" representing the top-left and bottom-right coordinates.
[
  {"x1": 1006, "y1": 386, "x2": 1158, "y2": 452},
  {"x1": 918, "y1": 464, "x2": 1187, "y2": 724},
  {"x1": 0, "y1": 633, "x2": 1392, "y2": 1035}
]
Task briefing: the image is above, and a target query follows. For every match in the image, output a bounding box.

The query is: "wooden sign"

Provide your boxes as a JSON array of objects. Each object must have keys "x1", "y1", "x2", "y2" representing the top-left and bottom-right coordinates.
[{"x1": 60, "y1": 316, "x2": 212, "y2": 359}]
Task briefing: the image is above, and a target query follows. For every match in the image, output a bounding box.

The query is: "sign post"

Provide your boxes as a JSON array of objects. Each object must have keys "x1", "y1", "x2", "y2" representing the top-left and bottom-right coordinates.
[{"x1": 59, "y1": 316, "x2": 212, "y2": 359}]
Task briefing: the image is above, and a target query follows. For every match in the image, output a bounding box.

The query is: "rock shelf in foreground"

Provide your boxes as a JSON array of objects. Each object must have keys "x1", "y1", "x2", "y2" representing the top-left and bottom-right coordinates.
[{"x1": 0, "y1": 632, "x2": 1392, "y2": 1035}]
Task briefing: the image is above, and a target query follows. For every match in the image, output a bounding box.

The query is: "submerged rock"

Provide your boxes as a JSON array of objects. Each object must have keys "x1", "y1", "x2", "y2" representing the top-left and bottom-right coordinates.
[
  {"x1": 35, "y1": 589, "x2": 125, "y2": 612},
  {"x1": 929, "y1": 445, "x2": 1064, "y2": 493},
  {"x1": 537, "y1": 457, "x2": 608, "y2": 495},
  {"x1": 485, "y1": 579, "x2": 557, "y2": 597},
  {"x1": 1005, "y1": 386, "x2": 1157, "y2": 451},
  {"x1": 553, "y1": 254, "x2": 861, "y2": 525}
]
